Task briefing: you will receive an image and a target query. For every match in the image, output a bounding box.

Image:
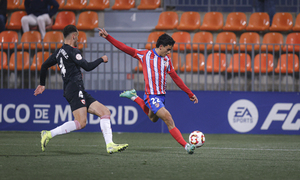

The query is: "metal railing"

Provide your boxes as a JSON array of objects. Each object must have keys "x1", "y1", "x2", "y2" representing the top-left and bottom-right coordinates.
[{"x1": 0, "y1": 41, "x2": 300, "y2": 92}]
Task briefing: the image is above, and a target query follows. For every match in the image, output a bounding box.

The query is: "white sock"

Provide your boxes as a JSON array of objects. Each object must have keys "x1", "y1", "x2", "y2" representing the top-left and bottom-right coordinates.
[
  {"x1": 50, "y1": 120, "x2": 81, "y2": 138},
  {"x1": 100, "y1": 116, "x2": 113, "y2": 145},
  {"x1": 131, "y1": 96, "x2": 137, "y2": 101}
]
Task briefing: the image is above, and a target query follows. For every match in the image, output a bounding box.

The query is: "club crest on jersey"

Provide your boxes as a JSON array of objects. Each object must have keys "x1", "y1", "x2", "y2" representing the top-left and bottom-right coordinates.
[
  {"x1": 76, "y1": 54, "x2": 82, "y2": 60},
  {"x1": 155, "y1": 102, "x2": 160, "y2": 108},
  {"x1": 81, "y1": 99, "x2": 85, "y2": 105},
  {"x1": 164, "y1": 61, "x2": 169, "y2": 67}
]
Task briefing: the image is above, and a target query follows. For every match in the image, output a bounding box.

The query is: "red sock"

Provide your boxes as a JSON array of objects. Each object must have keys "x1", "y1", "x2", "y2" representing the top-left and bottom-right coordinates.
[
  {"x1": 134, "y1": 96, "x2": 149, "y2": 115},
  {"x1": 169, "y1": 127, "x2": 187, "y2": 147}
]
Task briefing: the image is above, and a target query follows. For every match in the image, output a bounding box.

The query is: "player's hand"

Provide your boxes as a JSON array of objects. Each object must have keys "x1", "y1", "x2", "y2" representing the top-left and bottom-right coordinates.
[
  {"x1": 101, "y1": 55, "x2": 108, "y2": 63},
  {"x1": 190, "y1": 95, "x2": 198, "y2": 104},
  {"x1": 98, "y1": 28, "x2": 108, "y2": 38},
  {"x1": 34, "y1": 85, "x2": 45, "y2": 96}
]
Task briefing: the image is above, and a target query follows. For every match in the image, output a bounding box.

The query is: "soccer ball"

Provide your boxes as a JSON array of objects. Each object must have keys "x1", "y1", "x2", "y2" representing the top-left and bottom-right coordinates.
[{"x1": 189, "y1": 130, "x2": 205, "y2": 148}]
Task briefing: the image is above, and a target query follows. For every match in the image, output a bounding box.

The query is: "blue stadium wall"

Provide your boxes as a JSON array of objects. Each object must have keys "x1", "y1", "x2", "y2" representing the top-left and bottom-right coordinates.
[{"x1": 0, "y1": 89, "x2": 300, "y2": 135}]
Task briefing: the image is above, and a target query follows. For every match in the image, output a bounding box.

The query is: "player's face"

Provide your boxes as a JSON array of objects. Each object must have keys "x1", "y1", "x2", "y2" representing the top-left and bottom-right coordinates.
[
  {"x1": 159, "y1": 45, "x2": 172, "y2": 57},
  {"x1": 73, "y1": 31, "x2": 79, "y2": 47}
]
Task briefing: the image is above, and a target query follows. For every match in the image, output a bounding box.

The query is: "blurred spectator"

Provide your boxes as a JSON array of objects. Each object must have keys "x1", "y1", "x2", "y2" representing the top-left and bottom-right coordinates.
[
  {"x1": 255, "y1": 0, "x2": 275, "y2": 25},
  {"x1": 0, "y1": 0, "x2": 7, "y2": 33},
  {"x1": 21, "y1": 0, "x2": 59, "y2": 40}
]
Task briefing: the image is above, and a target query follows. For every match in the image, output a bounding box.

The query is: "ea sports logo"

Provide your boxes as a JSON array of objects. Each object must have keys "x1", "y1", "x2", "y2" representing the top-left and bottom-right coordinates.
[{"x1": 228, "y1": 99, "x2": 258, "y2": 133}]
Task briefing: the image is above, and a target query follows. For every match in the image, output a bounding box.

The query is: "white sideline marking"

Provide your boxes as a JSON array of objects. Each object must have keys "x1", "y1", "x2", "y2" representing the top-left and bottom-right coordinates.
[{"x1": 1, "y1": 144, "x2": 300, "y2": 152}]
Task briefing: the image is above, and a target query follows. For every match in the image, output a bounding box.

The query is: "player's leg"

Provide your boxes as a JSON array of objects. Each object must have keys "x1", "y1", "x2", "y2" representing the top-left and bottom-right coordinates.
[
  {"x1": 21, "y1": 14, "x2": 37, "y2": 33},
  {"x1": 88, "y1": 101, "x2": 128, "y2": 154},
  {"x1": 120, "y1": 89, "x2": 150, "y2": 115}
]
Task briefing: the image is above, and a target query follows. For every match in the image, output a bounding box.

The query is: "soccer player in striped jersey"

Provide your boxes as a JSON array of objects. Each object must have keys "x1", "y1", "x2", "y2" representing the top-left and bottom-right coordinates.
[{"x1": 98, "y1": 28, "x2": 199, "y2": 154}]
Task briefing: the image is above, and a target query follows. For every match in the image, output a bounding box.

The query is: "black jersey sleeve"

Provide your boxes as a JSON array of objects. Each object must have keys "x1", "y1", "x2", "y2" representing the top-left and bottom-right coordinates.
[
  {"x1": 70, "y1": 50, "x2": 104, "y2": 71},
  {"x1": 40, "y1": 52, "x2": 57, "y2": 86}
]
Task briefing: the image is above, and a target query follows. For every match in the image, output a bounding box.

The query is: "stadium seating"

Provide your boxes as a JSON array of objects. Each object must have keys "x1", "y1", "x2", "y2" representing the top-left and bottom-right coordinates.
[
  {"x1": 292, "y1": 13, "x2": 300, "y2": 31},
  {"x1": 236, "y1": 32, "x2": 260, "y2": 52},
  {"x1": 227, "y1": 53, "x2": 252, "y2": 73},
  {"x1": 200, "y1": 12, "x2": 223, "y2": 31},
  {"x1": 246, "y1": 12, "x2": 270, "y2": 31},
  {"x1": 38, "y1": 31, "x2": 63, "y2": 50},
  {"x1": 8, "y1": 0, "x2": 20, "y2": 10},
  {"x1": 180, "y1": 53, "x2": 204, "y2": 72},
  {"x1": 17, "y1": 31, "x2": 42, "y2": 50},
  {"x1": 192, "y1": 31, "x2": 213, "y2": 51},
  {"x1": 134, "y1": 61, "x2": 142, "y2": 72},
  {"x1": 64, "y1": 0, "x2": 87, "y2": 10},
  {"x1": 260, "y1": 32, "x2": 283, "y2": 52},
  {"x1": 31, "y1": 52, "x2": 50, "y2": 71},
  {"x1": 275, "y1": 54, "x2": 299, "y2": 73},
  {"x1": 200, "y1": 53, "x2": 227, "y2": 73},
  {"x1": 283, "y1": 33, "x2": 300, "y2": 52},
  {"x1": 8, "y1": 51, "x2": 30, "y2": 71},
  {"x1": 269, "y1": 13, "x2": 293, "y2": 31},
  {"x1": 213, "y1": 32, "x2": 236, "y2": 52},
  {"x1": 0, "y1": 31, "x2": 18, "y2": 49},
  {"x1": 145, "y1": 31, "x2": 165, "y2": 50},
  {"x1": 253, "y1": 53, "x2": 274, "y2": 73},
  {"x1": 77, "y1": 31, "x2": 87, "y2": 50},
  {"x1": 76, "y1": 11, "x2": 99, "y2": 30},
  {"x1": 0, "y1": 52, "x2": 8, "y2": 70},
  {"x1": 170, "y1": 52, "x2": 181, "y2": 71},
  {"x1": 56, "y1": 0, "x2": 66, "y2": 9},
  {"x1": 137, "y1": 0, "x2": 160, "y2": 10},
  {"x1": 52, "y1": 11, "x2": 76, "y2": 30},
  {"x1": 6, "y1": 11, "x2": 26, "y2": 30},
  {"x1": 112, "y1": 0, "x2": 135, "y2": 10},
  {"x1": 155, "y1": 11, "x2": 178, "y2": 30},
  {"x1": 223, "y1": 12, "x2": 247, "y2": 31},
  {"x1": 171, "y1": 31, "x2": 191, "y2": 51},
  {"x1": 86, "y1": 0, "x2": 110, "y2": 10},
  {"x1": 18, "y1": 0, "x2": 25, "y2": 9},
  {"x1": 177, "y1": 11, "x2": 200, "y2": 31}
]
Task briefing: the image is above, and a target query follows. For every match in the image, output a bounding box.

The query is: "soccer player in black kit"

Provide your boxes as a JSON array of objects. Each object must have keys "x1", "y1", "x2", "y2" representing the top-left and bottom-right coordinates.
[{"x1": 34, "y1": 25, "x2": 128, "y2": 154}]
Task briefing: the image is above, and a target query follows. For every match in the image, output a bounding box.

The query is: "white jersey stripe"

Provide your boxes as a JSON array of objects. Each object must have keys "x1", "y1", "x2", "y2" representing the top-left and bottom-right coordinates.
[
  {"x1": 145, "y1": 52, "x2": 154, "y2": 94},
  {"x1": 154, "y1": 56, "x2": 160, "y2": 94}
]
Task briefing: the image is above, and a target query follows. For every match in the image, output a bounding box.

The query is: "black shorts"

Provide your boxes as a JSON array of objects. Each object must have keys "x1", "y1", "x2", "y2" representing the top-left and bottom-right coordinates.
[{"x1": 63, "y1": 81, "x2": 96, "y2": 112}]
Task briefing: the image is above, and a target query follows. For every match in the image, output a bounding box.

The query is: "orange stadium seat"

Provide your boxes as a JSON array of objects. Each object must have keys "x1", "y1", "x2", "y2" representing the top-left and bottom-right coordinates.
[
  {"x1": 275, "y1": 54, "x2": 299, "y2": 73},
  {"x1": 137, "y1": 0, "x2": 160, "y2": 10},
  {"x1": 200, "y1": 12, "x2": 223, "y2": 31},
  {"x1": 7, "y1": 0, "x2": 20, "y2": 10},
  {"x1": 236, "y1": 32, "x2": 260, "y2": 52},
  {"x1": 260, "y1": 32, "x2": 283, "y2": 52},
  {"x1": 0, "y1": 31, "x2": 18, "y2": 49},
  {"x1": 6, "y1": 11, "x2": 27, "y2": 30},
  {"x1": 76, "y1": 11, "x2": 98, "y2": 30},
  {"x1": 180, "y1": 53, "x2": 204, "y2": 72},
  {"x1": 112, "y1": 0, "x2": 135, "y2": 10},
  {"x1": 200, "y1": 53, "x2": 227, "y2": 73},
  {"x1": 177, "y1": 11, "x2": 200, "y2": 31},
  {"x1": 170, "y1": 52, "x2": 181, "y2": 71},
  {"x1": 56, "y1": 0, "x2": 66, "y2": 9},
  {"x1": 31, "y1": 52, "x2": 50, "y2": 71},
  {"x1": 0, "y1": 52, "x2": 8, "y2": 70},
  {"x1": 18, "y1": 0, "x2": 25, "y2": 9},
  {"x1": 171, "y1": 31, "x2": 191, "y2": 51},
  {"x1": 192, "y1": 31, "x2": 213, "y2": 51},
  {"x1": 269, "y1": 13, "x2": 293, "y2": 31},
  {"x1": 8, "y1": 51, "x2": 30, "y2": 71},
  {"x1": 52, "y1": 11, "x2": 76, "y2": 30},
  {"x1": 86, "y1": 0, "x2": 110, "y2": 10},
  {"x1": 246, "y1": 12, "x2": 270, "y2": 31},
  {"x1": 223, "y1": 12, "x2": 247, "y2": 31},
  {"x1": 155, "y1": 11, "x2": 178, "y2": 30},
  {"x1": 292, "y1": 13, "x2": 300, "y2": 31},
  {"x1": 283, "y1": 33, "x2": 300, "y2": 52},
  {"x1": 134, "y1": 61, "x2": 143, "y2": 72},
  {"x1": 17, "y1": 31, "x2": 42, "y2": 50},
  {"x1": 145, "y1": 31, "x2": 165, "y2": 50},
  {"x1": 64, "y1": 0, "x2": 87, "y2": 10},
  {"x1": 214, "y1": 32, "x2": 236, "y2": 52},
  {"x1": 77, "y1": 31, "x2": 87, "y2": 50},
  {"x1": 227, "y1": 53, "x2": 252, "y2": 73},
  {"x1": 253, "y1": 53, "x2": 274, "y2": 73},
  {"x1": 38, "y1": 31, "x2": 63, "y2": 50}
]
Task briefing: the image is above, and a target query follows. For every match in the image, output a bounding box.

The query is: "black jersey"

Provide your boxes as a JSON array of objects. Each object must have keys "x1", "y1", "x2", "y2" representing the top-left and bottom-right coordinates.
[{"x1": 39, "y1": 44, "x2": 103, "y2": 90}]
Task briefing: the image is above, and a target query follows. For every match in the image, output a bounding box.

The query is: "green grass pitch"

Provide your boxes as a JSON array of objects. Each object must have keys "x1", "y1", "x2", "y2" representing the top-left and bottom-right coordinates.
[{"x1": 0, "y1": 131, "x2": 300, "y2": 180}]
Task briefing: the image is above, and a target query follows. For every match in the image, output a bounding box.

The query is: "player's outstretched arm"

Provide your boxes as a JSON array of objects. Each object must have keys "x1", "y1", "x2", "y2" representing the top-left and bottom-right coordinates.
[
  {"x1": 34, "y1": 85, "x2": 45, "y2": 96},
  {"x1": 98, "y1": 28, "x2": 108, "y2": 38},
  {"x1": 190, "y1": 95, "x2": 198, "y2": 104}
]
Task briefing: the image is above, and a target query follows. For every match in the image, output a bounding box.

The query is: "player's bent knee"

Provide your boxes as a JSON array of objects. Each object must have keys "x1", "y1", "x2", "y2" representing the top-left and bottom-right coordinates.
[{"x1": 75, "y1": 119, "x2": 86, "y2": 129}]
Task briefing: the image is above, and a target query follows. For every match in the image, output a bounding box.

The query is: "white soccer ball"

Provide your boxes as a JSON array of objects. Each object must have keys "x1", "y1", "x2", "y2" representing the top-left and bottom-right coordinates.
[{"x1": 189, "y1": 130, "x2": 205, "y2": 148}]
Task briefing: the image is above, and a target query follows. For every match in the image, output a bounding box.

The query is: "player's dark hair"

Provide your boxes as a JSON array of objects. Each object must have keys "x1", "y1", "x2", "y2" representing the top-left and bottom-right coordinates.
[
  {"x1": 156, "y1": 34, "x2": 175, "y2": 48},
  {"x1": 63, "y1": 25, "x2": 78, "y2": 38}
]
